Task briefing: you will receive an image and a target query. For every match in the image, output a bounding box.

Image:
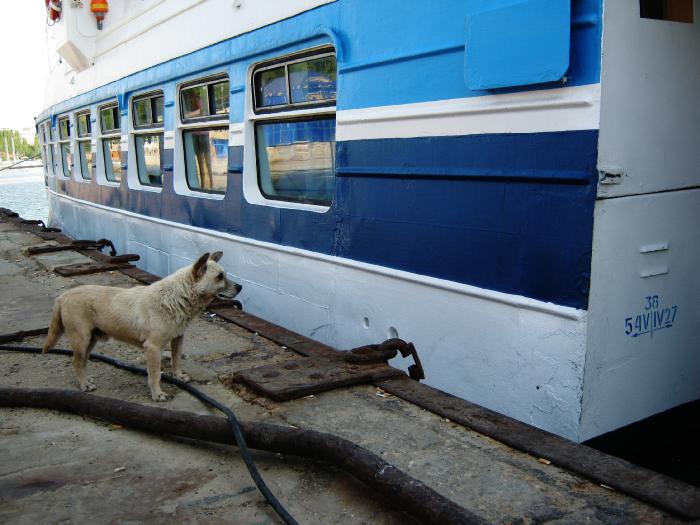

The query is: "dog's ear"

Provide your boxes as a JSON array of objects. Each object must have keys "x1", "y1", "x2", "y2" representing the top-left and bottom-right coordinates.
[
  {"x1": 192, "y1": 252, "x2": 210, "y2": 280},
  {"x1": 210, "y1": 251, "x2": 223, "y2": 262}
]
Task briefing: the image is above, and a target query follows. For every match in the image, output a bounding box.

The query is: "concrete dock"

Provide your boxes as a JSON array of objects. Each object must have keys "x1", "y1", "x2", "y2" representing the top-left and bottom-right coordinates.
[{"x1": 0, "y1": 210, "x2": 696, "y2": 524}]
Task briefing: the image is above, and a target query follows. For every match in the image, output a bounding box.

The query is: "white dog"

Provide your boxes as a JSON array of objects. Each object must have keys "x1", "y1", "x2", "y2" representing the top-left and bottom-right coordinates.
[{"x1": 42, "y1": 251, "x2": 241, "y2": 401}]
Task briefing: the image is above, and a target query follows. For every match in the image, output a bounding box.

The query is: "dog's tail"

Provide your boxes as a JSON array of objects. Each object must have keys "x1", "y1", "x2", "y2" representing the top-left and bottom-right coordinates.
[{"x1": 42, "y1": 298, "x2": 64, "y2": 354}]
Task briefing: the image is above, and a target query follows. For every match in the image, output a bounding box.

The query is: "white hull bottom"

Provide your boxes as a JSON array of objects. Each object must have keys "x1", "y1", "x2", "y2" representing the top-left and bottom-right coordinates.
[{"x1": 48, "y1": 190, "x2": 588, "y2": 441}]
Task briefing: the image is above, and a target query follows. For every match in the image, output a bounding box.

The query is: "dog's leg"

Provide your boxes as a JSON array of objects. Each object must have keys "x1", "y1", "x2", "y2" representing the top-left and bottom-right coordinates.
[
  {"x1": 170, "y1": 336, "x2": 190, "y2": 383},
  {"x1": 70, "y1": 331, "x2": 97, "y2": 392},
  {"x1": 144, "y1": 339, "x2": 169, "y2": 402}
]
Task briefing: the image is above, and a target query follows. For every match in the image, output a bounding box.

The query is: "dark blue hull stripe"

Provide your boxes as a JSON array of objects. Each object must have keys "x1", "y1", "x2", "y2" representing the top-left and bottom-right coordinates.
[{"x1": 49, "y1": 130, "x2": 598, "y2": 310}]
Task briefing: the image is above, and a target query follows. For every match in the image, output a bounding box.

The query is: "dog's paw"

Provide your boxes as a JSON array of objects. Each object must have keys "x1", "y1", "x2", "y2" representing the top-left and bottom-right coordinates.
[
  {"x1": 81, "y1": 381, "x2": 97, "y2": 392},
  {"x1": 174, "y1": 372, "x2": 191, "y2": 383},
  {"x1": 152, "y1": 392, "x2": 170, "y2": 402}
]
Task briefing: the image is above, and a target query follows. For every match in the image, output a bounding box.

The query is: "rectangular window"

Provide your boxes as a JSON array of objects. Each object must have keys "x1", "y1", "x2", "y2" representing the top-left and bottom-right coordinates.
[
  {"x1": 78, "y1": 141, "x2": 93, "y2": 180},
  {"x1": 132, "y1": 92, "x2": 164, "y2": 187},
  {"x1": 180, "y1": 77, "x2": 229, "y2": 123},
  {"x1": 103, "y1": 137, "x2": 122, "y2": 182},
  {"x1": 100, "y1": 104, "x2": 120, "y2": 133},
  {"x1": 76, "y1": 111, "x2": 92, "y2": 180},
  {"x1": 41, "y1": 122, "x2": 50, "y2": 175},
  {"x1": 135, "y1": 134, "x2": 163, "y2": 186},
  {"x1": 255, "y1": 118, "x2": 335, "y2": 205},
  {"x1": 183, "y1": 128, "x2": 228, "y2": 193},
  {"x1": 251, "y1": 48, "x2": 336, "y2": 206},
  {"x1": 57, "y1": 117, "x2": 72, "y2": 178},
  {"x1": 179, "y1": 75, "x2": 229, "y2": 194},
  {"x1": 77, "y1": 112, "x2": 91, "y2": 137},
  {"x1": 60, "y1": 143, "x2": 72, "y2": 178},
  {"x1": 99, "y1": 102, "x2": 121, "y2": 183},
  {"x1": 58, "y1": 118, "x2": 70, "y2": 139},
  {"x1": 253, "y1": 52, "x2": 336, "y2": 112}
]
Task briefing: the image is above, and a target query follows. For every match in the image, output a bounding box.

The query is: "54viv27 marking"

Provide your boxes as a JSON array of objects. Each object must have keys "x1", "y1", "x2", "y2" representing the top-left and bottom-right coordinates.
[{"x1": 625, "y1": 295, "x2": 678, "y2": 338}]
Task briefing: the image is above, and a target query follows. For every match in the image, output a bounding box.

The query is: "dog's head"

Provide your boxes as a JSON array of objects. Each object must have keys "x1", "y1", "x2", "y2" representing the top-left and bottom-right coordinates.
[{"x1": 191, "y1": 251, "x2": 243, "y2": 301}]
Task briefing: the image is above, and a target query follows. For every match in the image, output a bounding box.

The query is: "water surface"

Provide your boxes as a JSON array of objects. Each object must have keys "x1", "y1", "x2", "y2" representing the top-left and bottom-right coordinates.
[{"x1": 0, "y1": 167, "x2": 48, "y2": 223}]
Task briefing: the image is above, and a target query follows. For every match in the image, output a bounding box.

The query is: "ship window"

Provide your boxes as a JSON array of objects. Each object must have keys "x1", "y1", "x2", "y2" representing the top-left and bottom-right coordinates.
[
  {"x1": 251, "y1": 48, "x2": 336, "y2": 206},
  {"x1": 58, "y1": 118, "x2": 70, "y2": 140},
  {"x1": 132, "y1": 92, "x2": 164, "y2": 186},
  {"x1": 135, "y1": 135, "x2": 163, "y2": 186},
  {"x1": 100, "y1": 104, "x2": 120, "y2": 134},
  {"x1": 75, "y1": 111, "x2": 92, "y2": 180},
  {"x1": 640, "y1": 0, "x2": 694, "y2": 23},
  {"x1": 180, "y1": 77, "x2": 229, "y2": 123},
  {"x1": 179, "y1": 75, "x2": 229, "y2": 194},
  {"x1": 182, "y1": 127, "x2": 228, "y2": 193},
  {"x1": 255, "y1": 118, "x2": 335, "y2": 205},
  {"x1": 253, "y1": 52, "x2": 336, "y2": 112},
  {"x1": 98, "y1": 102, "x2": 121, "y2": 183},
  {"x1": 133, "y1": 92, "x2": 164, "y2": 129},
  {"x1": 57, "y1": 116, "x2": 72, "y2": 178},
  {"x1": 40, "y1": 122, "x2": 51, "y2": 176},
  {"x1": 103, "y1": 138, "x2": 122, "y2": 182}
]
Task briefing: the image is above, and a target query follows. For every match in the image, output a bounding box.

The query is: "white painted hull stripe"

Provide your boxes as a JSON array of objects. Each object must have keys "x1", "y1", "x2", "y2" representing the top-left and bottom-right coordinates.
[{"x1": 335, "y1": 84, "x2": 601, "y2": 141}]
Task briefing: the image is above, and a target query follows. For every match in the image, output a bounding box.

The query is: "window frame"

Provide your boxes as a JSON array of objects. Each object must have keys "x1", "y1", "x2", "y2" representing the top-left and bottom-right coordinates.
[
  {"x1": 175, "y1": 73, "x2": 230, "y2": 198},
  {"x1": 56, "y1": 116, "x2": 73, "y2": 179},
  {"x1": 181, "y1": 125, "x2": 230, "y2": 195},
  {"x1": 39, "y1": 121, "x2": 52, "y2": 177},
  {"x1": 179, "y1": 75, "x2": 230, "y2": 125},
  {"x1": 245, "y1": 45, "x2": 337, "y2": 211},
  {"x1": 252, "y1": 48, "x2": 336, "y2": 115},
  {"x1": 131, "y1": 90, "x2": 165, "y2": 188},
  {"x1": 75, "y1": 110, "x2": 93, "y2": 181},
  {"x1": 254, "y1": 114, "x2": 337, "y2": 206},
  {"x1": 97, "y1": 101, "x2": 122, "y2": 185}
]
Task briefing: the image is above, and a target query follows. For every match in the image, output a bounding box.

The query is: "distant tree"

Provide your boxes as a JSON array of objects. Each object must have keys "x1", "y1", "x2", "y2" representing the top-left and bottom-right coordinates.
[{"x1": 0, "y1": 129, "x2": 39, "y2": 160}]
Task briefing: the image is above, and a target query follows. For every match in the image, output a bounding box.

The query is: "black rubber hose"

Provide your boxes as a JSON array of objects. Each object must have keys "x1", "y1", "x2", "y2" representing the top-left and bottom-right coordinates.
[{"x1": 0, "y1": 344, "x2": 299, "y2": 525}]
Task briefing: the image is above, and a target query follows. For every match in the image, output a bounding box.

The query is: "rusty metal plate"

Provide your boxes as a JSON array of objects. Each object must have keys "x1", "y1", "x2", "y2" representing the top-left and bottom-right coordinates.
[
  {"x1": 232, "y1": 357, "x2": 405, "y2": 401},
  {"x1": 53, "y1": 260, "x2": 135, "y2": 277}
]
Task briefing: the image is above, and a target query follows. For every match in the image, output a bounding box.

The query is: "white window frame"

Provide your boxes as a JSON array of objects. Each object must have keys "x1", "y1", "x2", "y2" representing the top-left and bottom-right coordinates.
[
  {"x1": 128, "y1": 89, "x2": 165, "y2": 193},
  {"x1": 56, "y1": 116, "x2": 73, "y2": 180},
  {"x1": 96, "y1": 101, "x2": 123, "y2": 187},
  {"x1": 74, "y1": 110, "x2": 93, "y2": 183},
  {"x1": 243, "y1": 46, "x2": 336, "y2": 213},
  {"x1": 173, "y1": 72, "x2": 229, "y2": 200},
  {"x1": 39, "y1": 121, "x2": 53, "y2": 178}
]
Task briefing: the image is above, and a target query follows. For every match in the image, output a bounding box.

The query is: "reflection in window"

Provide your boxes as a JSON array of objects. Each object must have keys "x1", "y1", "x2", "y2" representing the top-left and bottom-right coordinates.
[
  {"x1": 78, "y1": 141, "x2": 93, "y2": 180},
  {"x1": 52, "y1": 144, "x2": 59, "y2": 174},
  {"x1": 77, "y1": 113, "x2": 91, "y2": 136},
  {"x1": 132, "y1": 92, "x2": 164, "y2": 187},
  {"x1": 255, "y1": 118, "x2": 335, "y2": 205},
  {"x1": 58, "y1": 118, "x2": 70, "y2": 139},
  {"x1": 60, "y1": 143, "x2": 72, "y2": 178},
  {"x1": 254, "y1": 53, "x2": 336, "y2": 111},
  {"x1": 100, "y1": 105, "x2": 120, "y2": 133},
  {"x1": 133, "y1": 98, "x2": 152, "y2": 127},
  {"x1": 255, "y1": 67, "x2": 287, "y2": 108},
  {"x1": 289, "y1": 56, "x2": 337, "y2": 104},
  {"x1": 183, "y1": 128, "x2": 228, "y2": 193},
  {"x1": 75, "y1": 111, "x2": 92, "y2": 181},
  {"x1": 180, "y1": 78, "x2": 229, "y2": 122},
  {"x1": 103, "y1": 137, "x2": 122, "y2": 182},
  {"x1": 182, "y1": 85, "x2": 208, "y2": 119},
  {"x1": 135, "y1": 134, "x2": 163, "y2": 186}
]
